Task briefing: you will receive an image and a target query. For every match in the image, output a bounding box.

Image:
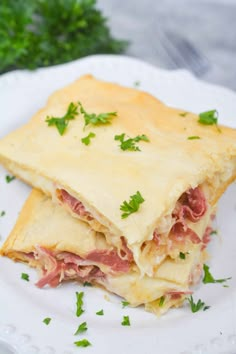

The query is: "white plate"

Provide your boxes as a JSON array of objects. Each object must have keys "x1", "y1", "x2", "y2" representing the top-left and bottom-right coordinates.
[{"x1": 0, "y1": 55, "x2": 236, "y2": 354}]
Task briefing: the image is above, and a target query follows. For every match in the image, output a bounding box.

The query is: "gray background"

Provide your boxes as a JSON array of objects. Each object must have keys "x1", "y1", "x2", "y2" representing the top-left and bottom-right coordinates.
[{"x1": 98, "y1": 0, "x2": 236, "y2": 91}]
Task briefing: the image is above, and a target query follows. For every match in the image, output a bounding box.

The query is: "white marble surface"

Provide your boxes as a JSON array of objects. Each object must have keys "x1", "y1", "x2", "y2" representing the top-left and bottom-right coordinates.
[{"x1": 98, "y1": 0, "x2": 236, "y2": 91}]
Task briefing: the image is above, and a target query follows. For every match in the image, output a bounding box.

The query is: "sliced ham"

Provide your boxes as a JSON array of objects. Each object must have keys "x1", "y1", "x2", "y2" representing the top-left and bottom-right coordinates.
[
  {"x1": 174, "y1": 187, "x2": 207, "y2": 223},
  {"x1": 86, "y1": 249, "x2": 130, "y2": 272},
  {"x1": 167, "y1": 290, "x2": 193, "y2": 300},
  {"x1": 170, "y1": 222, "x2": 201, "y2": 244},
  {"x1": 58, "y1": 189, "x2": 93, "y2": 221},
  {"x1": 201, "y1": 226, "x2": 213, "y2": 250},
  {"x1": 34, "y1": 244, "x2": 130, "y2": 288}
]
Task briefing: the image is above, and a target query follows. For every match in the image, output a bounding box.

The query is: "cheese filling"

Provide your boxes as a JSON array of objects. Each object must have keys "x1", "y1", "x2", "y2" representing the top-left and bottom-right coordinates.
[{"x1": 56, "y1": 185, "x2": 213, "y2": 276}]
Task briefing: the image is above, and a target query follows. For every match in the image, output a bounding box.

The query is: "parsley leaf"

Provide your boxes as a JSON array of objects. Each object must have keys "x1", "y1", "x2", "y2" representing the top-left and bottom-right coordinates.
[
  {"x1": 121, "y1": 301, "x2": 130, "y2": 308},
  {"x1": 179, "y1": 112, "x2": 188, "y2": 117},
  {"x1": 81, "y1": 132, "x2": 96, "y2": 146},
  {"x1": 159, "y1": 296, "x2": 165, "y2": 307},
  {"x1": 0, "y1": 211, "x2": 6, "y2": 217},
  {"x1": 74, "y1": 339, "x2": 91, "y2": 348},
  {"x1": 179, "y1": 252, "x2": 189, "y2": 259},
  {"x1": 43, "y1": 317, "x2": 51, "y2": 325},
  {"x1": 79, "y1": 102, "x2": 117, "y2": 128},
  {"x1": 21, "y1": 273, "x2": 29, "y2": 281},
  {"x1": 120, "y1": 191, "x2": 145, "y2": 219},
  {"x1": 115, "y1": 133, "x2": 150, "y2": 151},
  {"x1": 46, "y1": 102, "x2": 78, "y2": 135},
  {"x1": 96, "y1": 309, "x2": 104, "y2": 316},
  {"x1": 76, "y1": 291, "x2": 85, "y2": 317},
  {"x1": 133, "y1": 80, "x2": 141, "y2": 87},
  {"x1": 198, "y1": 110, "x2": 218, "y2": 125},
  {"x1": 121, "y1": 315, "x2": 130, "y2": 326},
  {"x1": 74, "y1": 322, "x2": 87, "y2": 335},
  {"x1": 210, "y1": 230, "x2": 218, "y2": 236},
  {"x1": 83, "y1": 282, "x2": 92, "y2": 287},
  {"x1": 0, "y1": 0, "x2": 128, "y2": 73},
  {"x1": 187, "y1": 296, "x2": 210, "y2": 313},
  {"x1": 5, "y1": 175, "x2": 15, "y2": 183},
  {"x1": 202, "y1": 264, "x2": 231, "y2": 284},
  {"x1": 187, "y1": 136, "x2": 201, "y2": 140}
]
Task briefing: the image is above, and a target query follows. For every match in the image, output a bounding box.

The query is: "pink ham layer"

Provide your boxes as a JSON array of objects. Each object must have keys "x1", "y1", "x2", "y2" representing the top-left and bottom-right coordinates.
[{"x1": 33, "y1": 247, "x2": 130, "y2": 288}]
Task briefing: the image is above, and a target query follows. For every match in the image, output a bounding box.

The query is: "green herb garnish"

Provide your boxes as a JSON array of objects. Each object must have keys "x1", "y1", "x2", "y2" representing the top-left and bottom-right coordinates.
[
  {"x1": 187, "y1": 296, "x2": 210, "y2": 313},
  {"x1": 76, "y1": 291, "x2": 85, "y2": 317},
  {"x1": 79, "y1": 102, "x2": 117, "y2": 128},
  {"x1": 96, "y1": 309, "x2": 104, "y2": 316},
  {"x1": 198, "y1": 110, "x2": 218, "y2": 125},
  {"x1": 0, "y1": 0, "x2": 127, "y2": 73},
  {"x1": 134, "y1": 80, "x2": 140, "y2": 87},
  {"x1": 74, "y1": 339, "x2": 91, "y2": 348},
  {"x1": 74, "y1": 322, "x2": 87, "y2": 335},
  {"x1": 121, "y1": 315, "x2": 130, "y2": 326},
  {"x1": 121, "y1": 301, "x2": 130, "y2": 308},
  {"x1": 0, "y1": 211, "x2": 6, "y2": 217},
  {"x1": 120, "y1": 191, "x2": 145, "y2": 219},
  {"x1": 21, "y1": 273, "x2": 29, "y2": 281},
  {"x1": 6, "y1": 175, "x2": 15, "y2": 183},
  {"x1": 187, "y1": 136, "x2": 201, "y2": 140},
  {"x1": 115, "y1": 133, "x2": 149, "y2": 152},
  {"x1": 179, "y1": 252, "x2": 189, "y2": 260},
  {"x1": 43, "y1": 317, "x2": 51, "y2": 325},
  {"x1": 159, "y1": 296, "x2": 165, "y2": 307},
  {"x1": 81, "y1": 132, "x2": 96, "y2": 146},
  {"x1": 46, "y1": 102, "x2": 78, "y2": 135},
  {"x1": 179, "y1": 112, "x2": 188, "y2": 117},
  {"x1": 202, "y1": 264, "x2": 231, "y2": 284},
  {"x1": 83, "y1": 282, "x2": 92, "y2": 287},
  {"x1": 210, "y1": 230, "x2": 218, "y2": 236}
]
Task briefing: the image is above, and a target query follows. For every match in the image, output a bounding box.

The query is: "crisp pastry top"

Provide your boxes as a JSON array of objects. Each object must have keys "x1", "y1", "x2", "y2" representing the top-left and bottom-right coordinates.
[{"x1": 0, "y1": 75, "x2": 236, "y2": 245}]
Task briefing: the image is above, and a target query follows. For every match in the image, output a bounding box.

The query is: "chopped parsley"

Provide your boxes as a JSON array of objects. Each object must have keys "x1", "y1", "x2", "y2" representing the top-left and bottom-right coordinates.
[
  {"x1": 79, "y1": 102, "x2": 117, "y2": 128},
  {"x1": 43, "y1": 317, "x2": 51, "y2": 325},
  {"x1": 45, "y1": 102, "x2": 78, "y2": 135},
  {"x1": 74, "y1": 339, "x2": 91, "y2": 348},
  {"x1": 198, "y1": 109, "x2": 219, "y2": 126},
  {"x1": 121, "y1": 301, "x2": 130, "y2": 308},
  {"x1": 187, "y1": 296, "x2": 210, "y2": 313},
  {"x1": 187, "y1": 136, "x2": 201, "y2": 140},
  {"x1": 210, "y1": 230, "x2": 218, "y2": 236},
  {"x1": 159, "y1": 296, "x2": 165, "y2": 307},
  {"x1": 202, "y1": 264, "x2": 231, "y2": 284},
  {"x1": 179, "y1": 252, "x2": 189, "y2": 260},
  {"x1": 179, "y1": 112, "x2": 188, "y2": 117},
  {"x1": 21, "y1": 273, "x2": 29, "y2": 281},
  {"x1": 76, "y1": 291, "x2": 85, "y2": 317},
  {"x1": 96, "y1": 309, "x2": 104, "y2": 316},
  {"x1": 133, "y1": 80, "x2": 141, "y2": 87},
  {"x1": 74, "y1": 322, "x2": 88, "y2": 335},
  {"x1": 0, "y1": 211, "x2": 6, "y2": 217},
  {"x1": 121, "y1": 315, "x2": 130, "y2": 326},
  {"x1": 83, "y1": 282, "x2": 92, "y2": 287},
  {"x1": 120, "y1": 191, "x2": 145, "y2": 219},
  {"x1": 81, "y1": 132, "x2": 96, "y2": 146},
  {"x1": 115, "y1": 133, "x2": 149, "y2": 152},
  {"x1": 5, "y1": 175, "x2": 15, "y2": 183}
]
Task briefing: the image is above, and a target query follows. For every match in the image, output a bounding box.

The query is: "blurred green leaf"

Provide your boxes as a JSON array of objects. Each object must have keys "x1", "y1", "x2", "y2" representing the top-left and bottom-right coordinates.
[{"x1": 0, "y1": 0, "x2": 128, "y2": 72}]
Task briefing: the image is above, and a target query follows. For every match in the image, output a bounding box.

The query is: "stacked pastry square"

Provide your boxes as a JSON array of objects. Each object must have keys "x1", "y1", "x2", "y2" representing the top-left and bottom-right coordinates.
[{"x1": 1, "y1": 75, "x2": 236, "y2": 315}]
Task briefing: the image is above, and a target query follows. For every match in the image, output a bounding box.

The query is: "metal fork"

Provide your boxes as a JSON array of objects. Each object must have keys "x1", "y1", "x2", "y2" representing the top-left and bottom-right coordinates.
[{"x1": 158, "y1": 29, "x2": 210, "y2": 77}]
